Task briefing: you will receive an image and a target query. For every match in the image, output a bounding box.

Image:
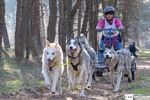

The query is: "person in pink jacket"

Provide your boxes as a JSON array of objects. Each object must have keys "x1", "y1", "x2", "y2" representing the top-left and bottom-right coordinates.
[{"x1": 96, "y1": 6, "x2": 124, "y2": 50}]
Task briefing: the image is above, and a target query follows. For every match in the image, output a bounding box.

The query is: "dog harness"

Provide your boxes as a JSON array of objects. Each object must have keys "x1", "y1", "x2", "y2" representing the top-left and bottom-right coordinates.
[
  {"x1": 48, "y1": 58, "x2": 56, "y2": 71},
  {"x1": 68, "y1": 49, "x2": 83, "y2": 71}
]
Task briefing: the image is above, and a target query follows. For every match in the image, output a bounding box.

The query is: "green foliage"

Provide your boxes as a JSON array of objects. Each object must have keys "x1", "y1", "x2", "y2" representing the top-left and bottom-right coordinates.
[
  {"x1": 128, "y1": 70, "x2": 150, "y2": 96},
  {"x1": 139, "y1": 51, "x2": 150, "y2": 58},
  {"x1": 0, "y1": 57, "x2": 44, "y2": 95},
  {"x1": 132, "y1": 89, "x2": 150, "y2": 96}
]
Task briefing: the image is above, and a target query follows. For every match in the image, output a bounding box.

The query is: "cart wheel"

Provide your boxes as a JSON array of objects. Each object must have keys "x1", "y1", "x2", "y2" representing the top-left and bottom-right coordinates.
[
  {"x1": 131, "y1": 61, "x2": 136, "y2": 70},
  {"x1": 133, "y1": 61, "x2": 137, "y2": 70},
  {"x1": 131, "y1": 70, "x2": 135, "y2": 80}
]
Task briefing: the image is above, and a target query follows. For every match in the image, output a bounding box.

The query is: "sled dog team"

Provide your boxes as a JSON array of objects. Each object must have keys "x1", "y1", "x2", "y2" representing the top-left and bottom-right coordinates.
[{"x1": 41, "y1": 34, "x2": 134, "y2": 96}]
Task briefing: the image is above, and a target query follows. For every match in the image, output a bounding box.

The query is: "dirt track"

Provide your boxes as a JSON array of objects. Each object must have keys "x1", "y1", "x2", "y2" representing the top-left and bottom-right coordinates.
[{"x1": 0, "y1": 58, "x2": 150, "y2": 100}]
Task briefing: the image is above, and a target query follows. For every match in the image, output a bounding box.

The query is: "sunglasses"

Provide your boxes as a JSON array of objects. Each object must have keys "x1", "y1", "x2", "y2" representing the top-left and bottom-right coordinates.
[{"x1": 105, "y1": 11, "x2": 114, "y2": 15}]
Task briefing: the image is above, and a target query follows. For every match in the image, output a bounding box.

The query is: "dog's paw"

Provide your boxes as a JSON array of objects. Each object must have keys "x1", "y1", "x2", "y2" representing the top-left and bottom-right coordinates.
[
  {"x1": 87, "y1": 85, "x2": 91, "y2": 89},
  {"x1": 75, "y1": 84, "x2": 81, "y2": 90},
  {"x1": 113, "y1": 88, "x2": 119, "y2": 92},
  {"x1": 79, "y1": 92, "x2": 86, "y2": 97},
  {"x1": 128, "y1": 78, "x2": 132, "y2": 82},
  {"x1": 112, "y1": 84, "x2": 115, "y2": 88},
  {"x1": 44, "y1": 84, "x2": 50, "y2": 89},
  {"x1": 85, "y1": 85, "x2": 91, "y2": 90},
  {"x1": 51, "y1": 91, "x2": 56, "y2": 94}
]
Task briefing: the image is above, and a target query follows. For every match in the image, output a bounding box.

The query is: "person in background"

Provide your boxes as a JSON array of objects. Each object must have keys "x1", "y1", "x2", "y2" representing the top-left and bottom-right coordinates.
[{"x1": 129, "y1": 42, "x2": 139, "y2": 57}]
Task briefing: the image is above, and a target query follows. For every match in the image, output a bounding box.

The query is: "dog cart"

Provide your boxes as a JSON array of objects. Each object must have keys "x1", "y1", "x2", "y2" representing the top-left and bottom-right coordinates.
[{"x1": 92, "y1": 29, "x2": 136, "y2": 81}]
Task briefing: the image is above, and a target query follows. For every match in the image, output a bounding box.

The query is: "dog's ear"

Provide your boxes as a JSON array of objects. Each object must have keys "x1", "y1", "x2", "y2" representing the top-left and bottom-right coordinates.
[
  {"x1": 111, "y1": 46, "x2": 115, "y2": 50},
  {"x1": 54, "y1": 43, "x2": 59, "y2": 48},
  {"x1": 45, "y1": 39, "x2": 50, "y2": 47},
  {"x1": 66, "y1": 38, "x2": 71, "y2": 44},
  {"x1": 80, "y1": 33, "x2": 85, "y2": 38}
]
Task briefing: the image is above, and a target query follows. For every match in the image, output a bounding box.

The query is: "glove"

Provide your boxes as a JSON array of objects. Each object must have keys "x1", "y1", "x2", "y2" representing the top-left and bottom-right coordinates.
[{"x1": 117, "y1": 29, "x2": 124, "y2": 33}]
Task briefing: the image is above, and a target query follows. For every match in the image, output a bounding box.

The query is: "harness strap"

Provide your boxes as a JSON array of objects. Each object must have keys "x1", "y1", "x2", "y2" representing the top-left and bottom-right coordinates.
[
  {"x1": 113, "y1": 52, "x2": 119, "y2": 70},
  {"x1": 71, "y1": 62, "x2": 80, "y2": 71},
  {"x1": 114, "y1": 59, "x2": 119, "y2": 70},
  {"x1": 69, "y1": 49, "x2": 83, "y2": 71}
]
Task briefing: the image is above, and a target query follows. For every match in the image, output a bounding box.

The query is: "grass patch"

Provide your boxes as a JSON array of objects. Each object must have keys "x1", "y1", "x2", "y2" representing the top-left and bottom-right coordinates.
[
  {"x1": 138, "y1": 49, "x2": 150, "y2": 59},
  {"x1": 0, "y1": 80, "x2": 23, "y2": 94},
  {"x1": 128, "y1": 81, "x2": 150, "y2": 96},
  {"x1": 128, "y1": 70, "x2": 150, "y2": 96},
  {"x1": 0, "y1": 79, "x2": 44, "y2": 95},
  {"x1": 132, "y1": 89, "x2": 150, "y2": 96},
  {"x1": 0, "y1": 57, "x2": 43, "y2": 95}
]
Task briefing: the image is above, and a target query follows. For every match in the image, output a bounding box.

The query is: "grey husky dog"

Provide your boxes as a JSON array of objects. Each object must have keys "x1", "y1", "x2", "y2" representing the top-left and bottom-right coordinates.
[
  {"x1": 103, "y1": 48, "x2": 132, "y2": 92},
  {"x1": 66, "y1": 38, "x2": 91, "y2": 96},
  {"x1": 76, "y1": 34, "x2": 97, "y2": 88}
]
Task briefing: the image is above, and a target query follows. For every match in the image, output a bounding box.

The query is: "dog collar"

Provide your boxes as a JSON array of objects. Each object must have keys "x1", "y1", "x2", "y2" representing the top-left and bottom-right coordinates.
[
  {"x1": 48, "y1": 58, "x2": 56, "y2": 71},
  {"x1": 49, "y1": 62, "x2": 56, "y2": 71}
]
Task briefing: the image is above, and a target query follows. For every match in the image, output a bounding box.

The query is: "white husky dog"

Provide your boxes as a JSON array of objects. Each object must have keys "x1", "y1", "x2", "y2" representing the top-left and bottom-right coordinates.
[
  {"x1": 41, "y1": 40, "x2": 64, "y2": 94},
  {"x1": 103, "y1": 48, "x2": 132, "y2": 92},
  {"x1": 66, "y1": 38, "x2": 90, "y2": 96}
]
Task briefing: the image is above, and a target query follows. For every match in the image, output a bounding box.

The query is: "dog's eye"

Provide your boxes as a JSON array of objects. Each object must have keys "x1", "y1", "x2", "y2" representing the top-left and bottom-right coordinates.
[
  {"x1": 47, "y1": 52, "x2": 49, "y2": 55},
  {"x1": 52, "y1": 52, "x2": 55, "y2": 55},
  {"x1": 74, "y1": 42, "x2": 76, "y2": 45}
]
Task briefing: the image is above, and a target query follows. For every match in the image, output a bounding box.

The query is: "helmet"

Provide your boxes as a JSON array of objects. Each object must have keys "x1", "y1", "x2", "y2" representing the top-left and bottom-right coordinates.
[{"x1": 104, "y1": 6, "x2": 115, "y2": 14}]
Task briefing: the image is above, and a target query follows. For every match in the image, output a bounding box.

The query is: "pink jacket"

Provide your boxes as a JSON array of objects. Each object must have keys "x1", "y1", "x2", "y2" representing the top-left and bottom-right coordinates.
[{"x1": 96, "y1": 17, "x2": 124, "y2": 30}]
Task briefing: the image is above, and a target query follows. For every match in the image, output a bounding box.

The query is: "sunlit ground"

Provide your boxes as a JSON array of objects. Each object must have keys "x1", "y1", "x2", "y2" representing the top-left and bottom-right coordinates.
[
  {"x1": 143, "y1": 0, "x2": 150, "y2": 4},
  {"x1": 0, "y1": 49, "x2": 150, "y2": 99}
]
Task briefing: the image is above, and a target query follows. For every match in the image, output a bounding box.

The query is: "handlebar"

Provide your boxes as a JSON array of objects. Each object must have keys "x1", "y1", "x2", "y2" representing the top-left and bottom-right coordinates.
[{"x1": 103, "y1": 29, "x2": 117, "y2": 35}]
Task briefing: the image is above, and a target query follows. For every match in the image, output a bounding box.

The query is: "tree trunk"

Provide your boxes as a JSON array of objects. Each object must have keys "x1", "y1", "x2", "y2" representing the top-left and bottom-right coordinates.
[
  {"x1": 66, "y1": 0, "x2": 80, "y2": 38},
  {"x1": 122, "y1": 0, "x2": 129, "y2": 47},
  {"x1": 81, "y1": 0, "x2": 89, "y2": 37},
  {"x1": 101, "y1": 0, "x2": 106, "y2": 8},
  {"x1": 2, "y1": 0, "x2": 10, "y2": 50},
  {"x1": 0, "y1": 0, "x2": 9, "y2": 58},
  {"x1": 15, "y1": 0, "x2": 42, "y2": 63},
  {"x1": 0, "y1": 0, "x2": 5, "y2": 57},
  {"x1": 58, "y1": 0, "x2": 66, "y2": 52},
  {"x1": 15, "y1": 0, "x2": 22, "y2": 61},
  {"x1": 30, "y1": 0, "x2": 42, "y2": 63},
  {"x1": 2, "y1": 24, "x2": 10, "y2": 50},
  {"x1": 47, "y1": 0, "x2": 57, "y2": 42},
  {"x1": 89, "y1": 0, "x2": 99, "y2": 50},
  {"x1": 77, "y1": 0, "x2": 81, "y2": 35},
  {"x1": 0, "y1": 46, "x2": 9, "y2": 57},
  {"x1": 39, "y1": 0, "x2": 46, "y2": 49},
  {"x1": 15, "y1": 0, "x2": 29, "y2": 62}
]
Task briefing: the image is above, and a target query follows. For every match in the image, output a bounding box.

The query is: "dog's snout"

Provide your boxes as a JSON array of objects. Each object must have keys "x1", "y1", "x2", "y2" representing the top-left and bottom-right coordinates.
[
  {"x1": 70, "y1": 46, "x2": 73, "y2": 49},
  {"x1": 106, "y1": 55, "x2": 109, "y2": 58},
  {"x1": 47, "y1": 59, "x2": 51, "y2": 62}
]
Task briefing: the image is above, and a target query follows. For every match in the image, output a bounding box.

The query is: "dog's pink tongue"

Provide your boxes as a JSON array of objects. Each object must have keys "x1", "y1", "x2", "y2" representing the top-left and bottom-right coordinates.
[{"x1": 48, "y1": 60, "x2": 52, "y2": 65}]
